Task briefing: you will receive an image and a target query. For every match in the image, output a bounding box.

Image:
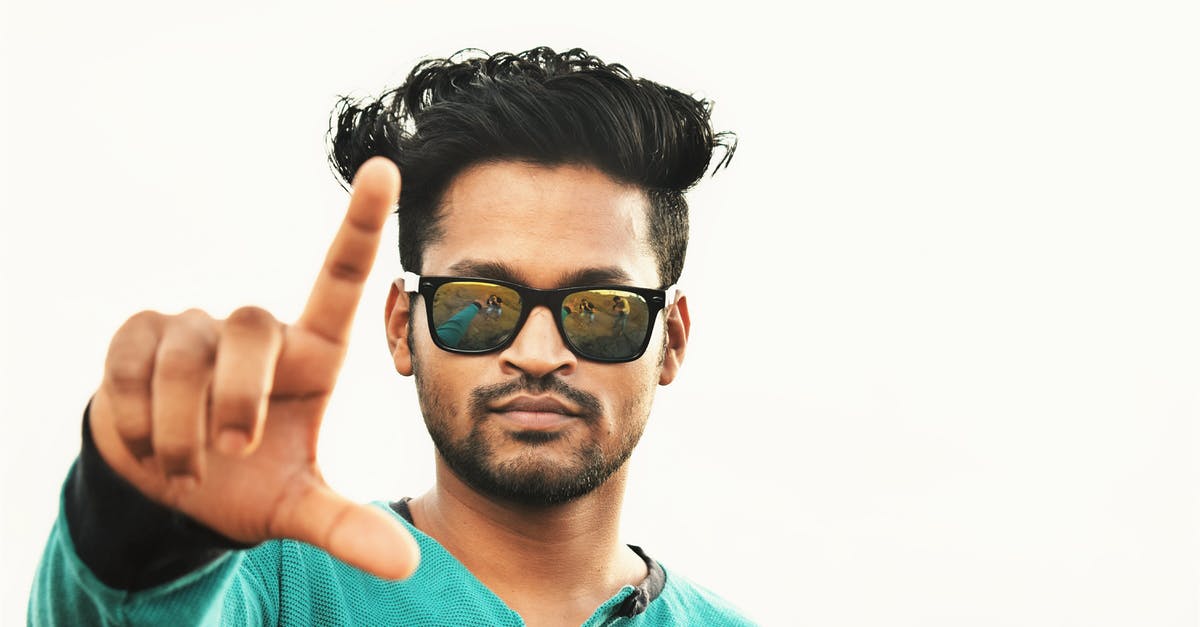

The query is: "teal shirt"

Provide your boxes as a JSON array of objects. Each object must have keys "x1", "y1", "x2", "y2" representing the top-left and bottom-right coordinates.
[{"x1": 31, "y1": 494, "x2": 756, "y2": 625}]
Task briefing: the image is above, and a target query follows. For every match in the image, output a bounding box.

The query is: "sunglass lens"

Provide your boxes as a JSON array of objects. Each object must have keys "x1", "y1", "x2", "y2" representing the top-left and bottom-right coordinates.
[
  {"x1": 431, "y1": 282, "x2": 521, "y2": 351},
  {"x1": 561, "y1": 289, "x2": 650, "y2": 360}
]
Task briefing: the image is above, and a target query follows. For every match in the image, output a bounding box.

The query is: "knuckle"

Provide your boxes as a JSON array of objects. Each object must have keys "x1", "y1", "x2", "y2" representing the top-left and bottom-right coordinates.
[
  {"x1": 178, "y1": 307, "x2": 212, "y2": 321},
  {"x1": 109, "y1": 311, "x2": 162, "y2": 354},
  {"x1": 107, "y1": 354, "x2": 152, "y2": 392},
  {"x1": 125, "y1": 310, "x2": 163, "y2": 329},
  {"x1": 226, "y1": 306, "x2": 276, "y2": 331},
  {"x1": 174, "y1": 309, "x2": 218, "y2": 337}
]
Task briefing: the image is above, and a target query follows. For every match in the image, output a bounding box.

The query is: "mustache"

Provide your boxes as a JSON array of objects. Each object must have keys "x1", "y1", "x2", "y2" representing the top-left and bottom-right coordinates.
[{"x1": 469, "y1": 374, "x2": 603, "y2": 420}]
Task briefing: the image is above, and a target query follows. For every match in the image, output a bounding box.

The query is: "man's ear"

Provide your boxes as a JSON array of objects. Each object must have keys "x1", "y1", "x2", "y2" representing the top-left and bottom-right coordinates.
[
  {"x1": 385, "y1": 279, "x2": 414, "y2": 376},
  {"x1": 659, "y1": 292, "x2": 690, "y2": 385}
]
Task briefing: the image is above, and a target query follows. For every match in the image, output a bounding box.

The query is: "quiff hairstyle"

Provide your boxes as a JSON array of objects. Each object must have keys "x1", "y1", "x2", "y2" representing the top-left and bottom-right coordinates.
[{"x1": 328, "y1": 46, "x2": 734, "y2": 286}]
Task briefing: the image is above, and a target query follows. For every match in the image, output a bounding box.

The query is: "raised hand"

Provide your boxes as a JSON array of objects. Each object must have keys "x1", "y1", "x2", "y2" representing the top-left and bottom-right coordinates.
[{"x1": 88, "y1": 157, "x2": 419, "y2": 580}]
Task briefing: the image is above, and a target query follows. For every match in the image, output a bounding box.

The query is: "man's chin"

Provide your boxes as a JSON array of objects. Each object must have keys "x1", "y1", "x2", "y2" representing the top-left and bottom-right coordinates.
[
  {"x1": 470, "y1": 466, "x2": 599, "y2": 507},
  {"x1": 428, "y1": 414, "x2": 635, "y2": 506},
  {"x1": 488, "y1": 448, "x2": 594, "y2": 489},
  {"x1": 441, "y1": 442, "x2": 614, "y2": 507}
]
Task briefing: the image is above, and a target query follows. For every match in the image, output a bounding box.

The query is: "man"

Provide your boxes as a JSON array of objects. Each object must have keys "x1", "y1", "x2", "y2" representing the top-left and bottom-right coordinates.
[
  {"x1": 611, "y1": 294, "x2": 631, "y2": 335},
  {"x1": 579, "y1": 297, "x2": 596, "y2": 324},
  {"x1": 30, "y1": 47, "x2": 747, "y2": 625},
  {"x1": 484, "y1": 294, "x2": 504, "y2": 319}
]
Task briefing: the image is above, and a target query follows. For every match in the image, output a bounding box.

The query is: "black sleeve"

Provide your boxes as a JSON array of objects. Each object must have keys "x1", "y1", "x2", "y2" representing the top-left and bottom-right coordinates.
[{"x1": 63, "y1": 402, "x2": 254, "y2": 591}]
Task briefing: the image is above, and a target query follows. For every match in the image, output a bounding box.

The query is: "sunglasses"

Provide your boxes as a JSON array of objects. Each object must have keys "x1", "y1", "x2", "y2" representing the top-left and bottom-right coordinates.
[{"x1": 401, "y1": 272, "x2": 677, "y2": 363}]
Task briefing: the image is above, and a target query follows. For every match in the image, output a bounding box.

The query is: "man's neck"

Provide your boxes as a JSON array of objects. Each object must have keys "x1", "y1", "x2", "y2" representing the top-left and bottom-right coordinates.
[{"x1": 407, "y1": 459, "x2": 647, "y2": 626}]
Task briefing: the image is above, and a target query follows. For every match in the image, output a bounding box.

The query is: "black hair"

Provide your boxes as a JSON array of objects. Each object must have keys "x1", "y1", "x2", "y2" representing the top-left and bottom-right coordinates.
[{"x1": 328, "y1": 46, "x2": 735, "y2": 286}]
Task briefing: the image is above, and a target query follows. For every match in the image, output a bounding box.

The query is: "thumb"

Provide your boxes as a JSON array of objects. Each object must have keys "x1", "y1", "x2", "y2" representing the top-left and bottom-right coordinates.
[{"x1": 282, "y1": 483, "x2": 421, "y2": 580}]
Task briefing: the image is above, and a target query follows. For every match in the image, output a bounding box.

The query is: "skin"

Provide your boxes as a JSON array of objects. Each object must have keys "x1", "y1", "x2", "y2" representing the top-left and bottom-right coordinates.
[
  {"x1": 385, "y1": 161, "x2": 691, "y2": 625},
  {"x1": 87, "y1": 157, "x2": 691, "y2": 626},
  {"x1": 89, "y1": 158, "x2": 420, "y2": 579}
]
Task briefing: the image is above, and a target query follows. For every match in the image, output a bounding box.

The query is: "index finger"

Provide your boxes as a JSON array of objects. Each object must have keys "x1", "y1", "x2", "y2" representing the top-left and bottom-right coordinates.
[{"x1": 297, "y1": 157, "x2": 400, "y2": 343}]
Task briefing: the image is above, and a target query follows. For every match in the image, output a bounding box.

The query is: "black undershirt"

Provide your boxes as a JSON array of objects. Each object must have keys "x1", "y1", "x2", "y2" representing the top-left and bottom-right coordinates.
[{"x1": 64, "y1": 404, "x2": 664, "y2": 617}]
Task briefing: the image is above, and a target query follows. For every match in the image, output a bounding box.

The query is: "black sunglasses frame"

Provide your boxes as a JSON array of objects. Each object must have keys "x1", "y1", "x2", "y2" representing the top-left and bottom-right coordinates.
[{"x1": 401, "y1": 272, "x2": 674, "y2": 363}]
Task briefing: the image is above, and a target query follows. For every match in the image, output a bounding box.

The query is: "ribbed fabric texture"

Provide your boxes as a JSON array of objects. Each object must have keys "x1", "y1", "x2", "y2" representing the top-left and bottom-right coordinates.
[{"x1": 31, "y1": 493, "x2": 756, "y2": 625}]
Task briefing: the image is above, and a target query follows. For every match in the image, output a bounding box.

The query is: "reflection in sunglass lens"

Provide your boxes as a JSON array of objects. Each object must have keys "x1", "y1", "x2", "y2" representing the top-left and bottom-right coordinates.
[
  {"x1": 561, "y1": 289, "x2": 649, "y2": 360},
  {"x1": 431, "y1": 282, "x2": 522, "y2": 350}
]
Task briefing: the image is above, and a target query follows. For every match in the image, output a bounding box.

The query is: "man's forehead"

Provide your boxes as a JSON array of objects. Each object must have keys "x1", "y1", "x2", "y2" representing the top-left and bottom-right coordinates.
[{"x1": 420, "y1": 162, "x2": 659, "y2": 286}]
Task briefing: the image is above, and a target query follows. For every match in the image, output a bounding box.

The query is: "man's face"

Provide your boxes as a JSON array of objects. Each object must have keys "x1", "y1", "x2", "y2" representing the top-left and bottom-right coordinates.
[{"x1": 396, "y1": 161, "x2": 681, "y2": 506}]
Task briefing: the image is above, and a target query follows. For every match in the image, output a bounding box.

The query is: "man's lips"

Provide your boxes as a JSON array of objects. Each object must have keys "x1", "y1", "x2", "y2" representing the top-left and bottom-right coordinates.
[{"x1": 488, "y1": 395, "x2": 581, "y2": 430}]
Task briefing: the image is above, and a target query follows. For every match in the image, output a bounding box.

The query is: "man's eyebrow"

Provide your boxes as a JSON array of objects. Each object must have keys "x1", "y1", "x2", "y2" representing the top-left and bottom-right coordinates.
[
  {"x1": 558, "y1": 267, "x2": 634, "y2": 287},
  {"x1": 444, "y1": 260, "x2": 634, "y2": 287},
  {"x1": 446, "y1": 260, "x2": 525, "y2": 284}
]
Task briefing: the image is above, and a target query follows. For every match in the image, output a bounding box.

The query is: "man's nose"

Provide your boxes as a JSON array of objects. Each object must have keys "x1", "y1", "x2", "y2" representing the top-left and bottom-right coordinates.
[{"x1": 498, "y1": 306, "x2": 577, "y2": 378}]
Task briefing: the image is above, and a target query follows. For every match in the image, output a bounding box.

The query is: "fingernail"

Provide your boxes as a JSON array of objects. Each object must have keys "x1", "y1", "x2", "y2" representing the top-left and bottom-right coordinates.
[{"x1": 217, "y1": 430, "x2": 249, "y2": 456}]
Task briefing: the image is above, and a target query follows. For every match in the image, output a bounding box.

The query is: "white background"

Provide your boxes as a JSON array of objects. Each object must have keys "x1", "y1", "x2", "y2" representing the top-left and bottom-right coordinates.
[{"x1": 2, "y1": 1, "x2": 1198, "y2": 625}]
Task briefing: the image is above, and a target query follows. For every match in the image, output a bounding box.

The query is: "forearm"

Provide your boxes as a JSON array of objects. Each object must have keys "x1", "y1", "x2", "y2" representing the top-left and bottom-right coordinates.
[{"x1": 28, "y1": 404, "x2": 258, "y2": 625}]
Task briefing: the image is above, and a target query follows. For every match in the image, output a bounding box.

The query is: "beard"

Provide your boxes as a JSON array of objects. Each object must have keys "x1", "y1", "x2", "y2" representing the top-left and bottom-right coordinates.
[
  {"x1": 408, "y1": 315, "x2": 652, "y2": 505},
  {"x1": 416, "y1": 370, "x2": 644, "y2": 507}
]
